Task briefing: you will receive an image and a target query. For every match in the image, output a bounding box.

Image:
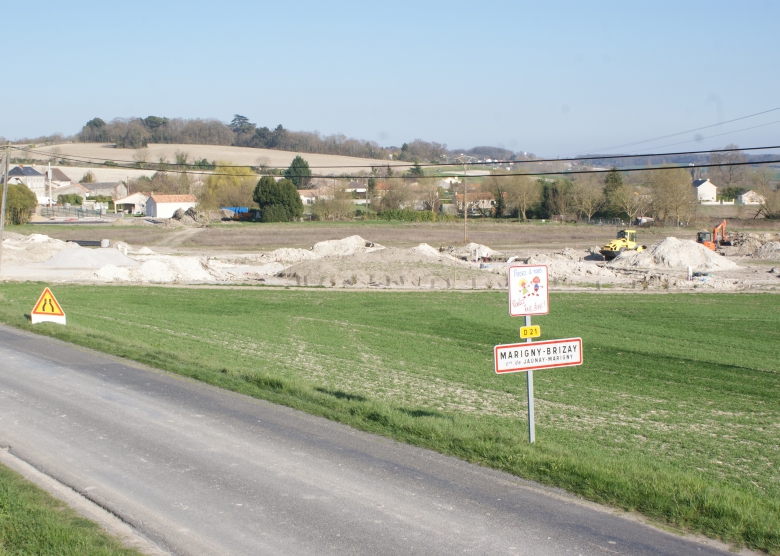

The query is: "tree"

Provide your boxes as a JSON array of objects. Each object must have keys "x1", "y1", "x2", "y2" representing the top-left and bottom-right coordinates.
[
  {"x1": 253, "y1": 176, "x2": 303, "y2": 222},
  {"x1": 417, "y1": 178, "x2": 442, "y2": 213},
  {"x1": 504, "y1": 175, "x2": 541, "y2": 221},
  {"x1": 648, "y1": 167, "x2": 697, "y2": 225},
  {"x1": 541, "y1": 178, "x2": 573, "y2": 218},
  {"x1": 751, "y1": 169, "x2": 780, "y2": 219},
  {"x1": 5, "y1": 184, "x2": 38, "y2": 225},
  {"x1": 571, "y1": 173, "x2": 606, "y2": 222},
  {"x1": 609, "y1": 183, "x2": 646, "y2": 222},
  {"x1": 200, "y1": 162, "x2": 255, "y2": 209},
  {"x1": 406, "y1": 162, "x2": 425, "y2": 179},
  {"x1": 708, "y1": 144, "x2": 747, "y2": 190},
  {"x1": 81, "y1": 171, "x2": 96, "y2": 183},
  {"x1": 229, "y1": 115, "x2": 255, "y2": 135},
  {"x1": 284, "y1": 156, "x2": 312, "y2": 189},
  {"x1": 311, "y1": 186, "x2": 355, "y2": 221}
]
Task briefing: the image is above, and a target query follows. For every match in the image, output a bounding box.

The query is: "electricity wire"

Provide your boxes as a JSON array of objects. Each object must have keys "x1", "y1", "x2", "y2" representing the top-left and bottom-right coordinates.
[
  {"x1": 15, "y1": 143, "x2": 780, "y2": 172},
  {"x1": 560, "y1": 106, "x2": 780, "y2": 156}
]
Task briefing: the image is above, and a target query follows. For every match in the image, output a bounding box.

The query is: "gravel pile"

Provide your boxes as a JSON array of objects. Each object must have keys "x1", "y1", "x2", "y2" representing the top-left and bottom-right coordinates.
[
  {"x1": 607, "y1": 237, "x2": 739, "y2": 271},
  {"x1": 41, "y1": 245, "x2": 141, "y2": 269}
]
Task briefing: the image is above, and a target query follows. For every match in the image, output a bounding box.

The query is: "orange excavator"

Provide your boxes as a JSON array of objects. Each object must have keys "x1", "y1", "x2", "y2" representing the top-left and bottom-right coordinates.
[{"x1": 696, "y1": 219, "x2": 732, "y2": 251}]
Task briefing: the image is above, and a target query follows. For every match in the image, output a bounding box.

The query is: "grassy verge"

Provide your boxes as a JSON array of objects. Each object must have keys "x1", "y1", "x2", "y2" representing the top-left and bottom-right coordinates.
[
  {"x1": 0, "y1": 284, "x2": 777, "y2": 553},
  {"x1": 0, "y1": 462, "x2": 142, "y2": 555}
]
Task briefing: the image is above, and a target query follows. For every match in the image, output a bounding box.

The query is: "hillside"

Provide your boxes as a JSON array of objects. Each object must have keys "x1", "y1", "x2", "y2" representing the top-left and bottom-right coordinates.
[{"x1": 13, "y1": 143, "x2": 410, "y2": 177}]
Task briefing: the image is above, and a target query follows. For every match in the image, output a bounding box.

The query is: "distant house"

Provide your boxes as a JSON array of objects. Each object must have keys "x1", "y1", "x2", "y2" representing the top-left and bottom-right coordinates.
[
  {"x1": 80, "y1": 182, "x2": 127, "y2": 199},
  {"x1": 146, "y1": 194, "x2": 197, "y2": 218},
  {"x1": 298, "y1": 190, "x2": 318, "y2": 205},
  {"x1": 114, "y1": 192, "x2": 150, "y2": 215},
  {"x1": 5, "y1": 165, "x2": 46, "y2": 197},
  {"x1": 345, "y1": 181, "x2": 367, "y2": 194},
  {"x1": 47, "y1": 168, "x2": 74, "y2": 187},
  {"x1": 737, "y1": 190, "x2": 765, "y2": 205},
  {"x1": 693, "y1": 179, "x2": 717, "y2": 203}
]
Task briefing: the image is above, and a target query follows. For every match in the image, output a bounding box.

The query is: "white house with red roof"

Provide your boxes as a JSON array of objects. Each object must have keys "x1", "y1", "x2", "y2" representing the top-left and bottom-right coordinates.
[{"x1": 146, "y1": 194, "x2": 197, "y2": 218}]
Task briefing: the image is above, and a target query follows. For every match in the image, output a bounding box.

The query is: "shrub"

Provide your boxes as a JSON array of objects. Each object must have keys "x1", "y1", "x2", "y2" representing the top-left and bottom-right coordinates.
[{"x1": 5, "y1": 184, "x2": 38, "y2": 224}]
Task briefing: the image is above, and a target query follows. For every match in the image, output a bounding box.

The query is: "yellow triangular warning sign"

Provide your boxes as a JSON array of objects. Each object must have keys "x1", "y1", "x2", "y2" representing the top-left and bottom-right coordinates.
[{"x1": 31, "y1": 288, "x2": 66, "y2": 325}]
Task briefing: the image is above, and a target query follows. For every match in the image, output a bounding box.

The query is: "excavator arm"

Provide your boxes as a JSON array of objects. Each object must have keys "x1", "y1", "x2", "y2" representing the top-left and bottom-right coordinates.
[{"x1": 712, "y1": 219, "x2": 732, "y2": 246}]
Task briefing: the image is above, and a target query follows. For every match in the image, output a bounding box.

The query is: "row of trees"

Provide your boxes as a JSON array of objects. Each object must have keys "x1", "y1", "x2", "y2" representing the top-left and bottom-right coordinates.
[
  {"x1": 75, "y1": 116, "x2": 534, "y2": 164},
  {"x1": 483, "y1": 163, "x2": 779, "y2": 223}
]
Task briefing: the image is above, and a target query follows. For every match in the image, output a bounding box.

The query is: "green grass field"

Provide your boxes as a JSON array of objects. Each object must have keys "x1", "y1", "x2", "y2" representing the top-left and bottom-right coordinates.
[
  {"x1": 0, "y1": 284, "x2": 777, "y2": 553},
  {"x1": 0, "y1": 463, "x2": 142, "y2": 555}
]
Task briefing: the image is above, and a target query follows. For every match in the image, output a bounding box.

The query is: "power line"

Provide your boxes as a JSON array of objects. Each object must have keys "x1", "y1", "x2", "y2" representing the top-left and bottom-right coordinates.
[
  {"x1": 14, "y1": 152, "x2": 779, "y2": 181},
  {"x1": 623, "y1": 120, "x2": 780, "y2": 154},
  {"x1": 560, "y1": 106, "x2": 780, "y2": 156},
  {"x1": 16, "y1": 143, "x2": 780, "y2": 172}
]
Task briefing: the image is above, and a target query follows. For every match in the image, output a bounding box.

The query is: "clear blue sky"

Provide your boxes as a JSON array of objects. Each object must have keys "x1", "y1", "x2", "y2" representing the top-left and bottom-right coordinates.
[{"x1": 4, "y1": 0, "x2": 779, "y2": 157}]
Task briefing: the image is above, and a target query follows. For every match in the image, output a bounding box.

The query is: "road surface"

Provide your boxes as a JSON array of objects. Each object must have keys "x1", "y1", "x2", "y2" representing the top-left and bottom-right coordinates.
[{"x1": 0, "y1": 324, "x2": 734, "y2": 555}]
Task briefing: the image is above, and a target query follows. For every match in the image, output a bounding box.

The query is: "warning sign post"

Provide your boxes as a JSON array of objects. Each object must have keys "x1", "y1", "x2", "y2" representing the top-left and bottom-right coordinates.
[{"x1": 31, "y1": 288, "x2": 66, "y2": 325}]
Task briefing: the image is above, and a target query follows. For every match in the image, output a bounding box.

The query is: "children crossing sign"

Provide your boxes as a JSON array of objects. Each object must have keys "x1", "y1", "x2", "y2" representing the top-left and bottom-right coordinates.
[{"x1": 31, "y1": 288, "x2": 66, "y2": 325}]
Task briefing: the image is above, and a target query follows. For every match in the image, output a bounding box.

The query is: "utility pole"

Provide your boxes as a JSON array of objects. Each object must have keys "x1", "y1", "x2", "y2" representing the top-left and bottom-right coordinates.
[
  {"x1": 0, "y1": 143, "x2": 11, "y2": 273},
  {"x1": 456, "y1": 155, "x2": 475, "y2": 245}
]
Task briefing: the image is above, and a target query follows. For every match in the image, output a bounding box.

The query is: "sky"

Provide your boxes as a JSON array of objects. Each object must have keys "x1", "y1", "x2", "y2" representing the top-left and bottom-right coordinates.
[{"x1": 4, "y1": 0, "x2": 780, "y2": 157}]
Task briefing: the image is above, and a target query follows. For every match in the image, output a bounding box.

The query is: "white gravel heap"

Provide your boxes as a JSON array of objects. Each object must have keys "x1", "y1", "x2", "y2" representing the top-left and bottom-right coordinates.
[
  {"x1": 41, "y1": 245, "x2": 141, "y2": 269},
  {"x1": 310, "y1": 235, "x2": 384, "y2": 257},
  {"x1": 607, "y1": 237, "x2": 739, "y2": 271},
  {"x1": 1, "y1": 233, "x2": 76, "y2": 263}
]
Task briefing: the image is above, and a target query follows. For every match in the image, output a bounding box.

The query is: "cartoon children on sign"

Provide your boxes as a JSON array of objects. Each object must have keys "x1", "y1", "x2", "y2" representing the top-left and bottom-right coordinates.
[{"x1": 518, "y1": 275, "x2": 543, "y2": 300}]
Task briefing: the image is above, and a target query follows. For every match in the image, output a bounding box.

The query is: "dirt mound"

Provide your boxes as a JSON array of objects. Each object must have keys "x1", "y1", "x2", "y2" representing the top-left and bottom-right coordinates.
[
  {"x1": 525, "y1": 249, "x2": 617, "y2": 279},
  {"x1": 41, "y1": 246, "x2": 141, "y2": 269},
  {"x1": 1, "y1": 234, "x2": 78, "y2": 263},
  {"x1": 755, "y1": 242, "x2": 780, "y2": 260},
  {"x1": 281, "y1": 247, "x2": 493, "y2": 288},
  {"x1": 608, "y1": 237, "x2": 739, "y2": 271},
  {"x1": 310, "y1": 235, "x2": 384, "y2": 257},
  {"x1": 729, "y1": 232, "x2": 780, "y2": 255},
  {"x1": 78, "y1": 257, "x2": 217, "y2": 283}
]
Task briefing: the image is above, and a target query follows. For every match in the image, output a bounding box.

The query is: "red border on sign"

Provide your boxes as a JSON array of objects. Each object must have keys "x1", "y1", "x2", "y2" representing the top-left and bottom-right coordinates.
[
  {"x1": 507, "y1": 264, "x2": 550, "y2": 317},
  {"x1": 494, "y1": 338, "x2": 582, "y2": 374},
  {"x1": 31, "y1": 287, "x2": 65, "y2": 316}
]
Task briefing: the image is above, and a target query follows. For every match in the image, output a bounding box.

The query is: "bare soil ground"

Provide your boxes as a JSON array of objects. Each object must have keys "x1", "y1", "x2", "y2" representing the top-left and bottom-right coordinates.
[{"x1": 4, "y1": 220, "x2": 780, "y2": 291}]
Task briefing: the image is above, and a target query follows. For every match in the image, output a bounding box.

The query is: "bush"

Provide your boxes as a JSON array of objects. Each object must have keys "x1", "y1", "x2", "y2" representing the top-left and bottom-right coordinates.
[
  {"x1": 379, "y1": 209, "x2": 450, "y2": 222},
  {"x1": 261, "y1": 204, "x2": 290, "y2": 223},
  {"x1": 57, "y1": 193, "x2": 83, "y2": 206},
  {"x1": 5, "y1": 184, "x2": 38, "y2": 225}
]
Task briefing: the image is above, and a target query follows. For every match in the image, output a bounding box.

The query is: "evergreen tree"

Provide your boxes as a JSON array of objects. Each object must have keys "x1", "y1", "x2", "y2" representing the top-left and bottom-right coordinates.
[
  {"x1": 253, "y1": 177, "x2": 304, "y2": 222},
  {"x1": 284, "y1": 156, "x2": 312, "y2": 189}
]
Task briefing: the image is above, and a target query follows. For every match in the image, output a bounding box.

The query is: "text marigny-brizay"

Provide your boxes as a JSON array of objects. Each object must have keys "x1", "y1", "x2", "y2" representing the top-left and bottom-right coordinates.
[{"x1": 499, "y1": 344, "x2": 578, "y2": 363}]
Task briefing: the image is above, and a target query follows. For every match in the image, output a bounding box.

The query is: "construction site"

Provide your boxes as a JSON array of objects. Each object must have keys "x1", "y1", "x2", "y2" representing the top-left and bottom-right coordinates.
[{"x1": 2, "y1": 215, "x2": 779, "y2": 292}]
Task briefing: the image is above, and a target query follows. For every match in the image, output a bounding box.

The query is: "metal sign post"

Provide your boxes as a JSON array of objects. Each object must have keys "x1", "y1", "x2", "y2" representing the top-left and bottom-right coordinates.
[
  {"x1": 499, "y1": 264, "x2": 583, "y2": 443},
  {"x1": 525, "y1": 315, "x2": 535, "y2": 443}
]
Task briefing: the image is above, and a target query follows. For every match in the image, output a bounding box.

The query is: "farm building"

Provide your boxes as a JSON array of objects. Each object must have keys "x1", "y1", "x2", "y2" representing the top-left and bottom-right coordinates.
[
  {"x1": 115, "y1": 192, "x2": 150, "y2": 215},
  {"x1": 146, "y1": 194, "x2": 197, "y2": 218},
  {"x1": 47, "y1": 168, "x2": 74, "y2": 187},
  {"x1": 80, "y1": 182, "x2": 127, "y2": 199},
  {"x1": 737, "y1": 190, "x2": 765, "y2": 205},
  {"x1": 693, "y1": 179, "x2": 717, "y2": 202}
]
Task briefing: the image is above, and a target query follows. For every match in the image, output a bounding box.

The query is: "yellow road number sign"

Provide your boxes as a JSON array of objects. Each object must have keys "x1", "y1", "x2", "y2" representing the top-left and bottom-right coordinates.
[{"x1": 519, "y1": 325, "x2": 541, "y2": 339}]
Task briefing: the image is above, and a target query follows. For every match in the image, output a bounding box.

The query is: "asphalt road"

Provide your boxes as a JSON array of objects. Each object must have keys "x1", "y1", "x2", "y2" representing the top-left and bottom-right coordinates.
[{"x1": 0, "y1": 324, "x2": 733, "y2": 556}]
